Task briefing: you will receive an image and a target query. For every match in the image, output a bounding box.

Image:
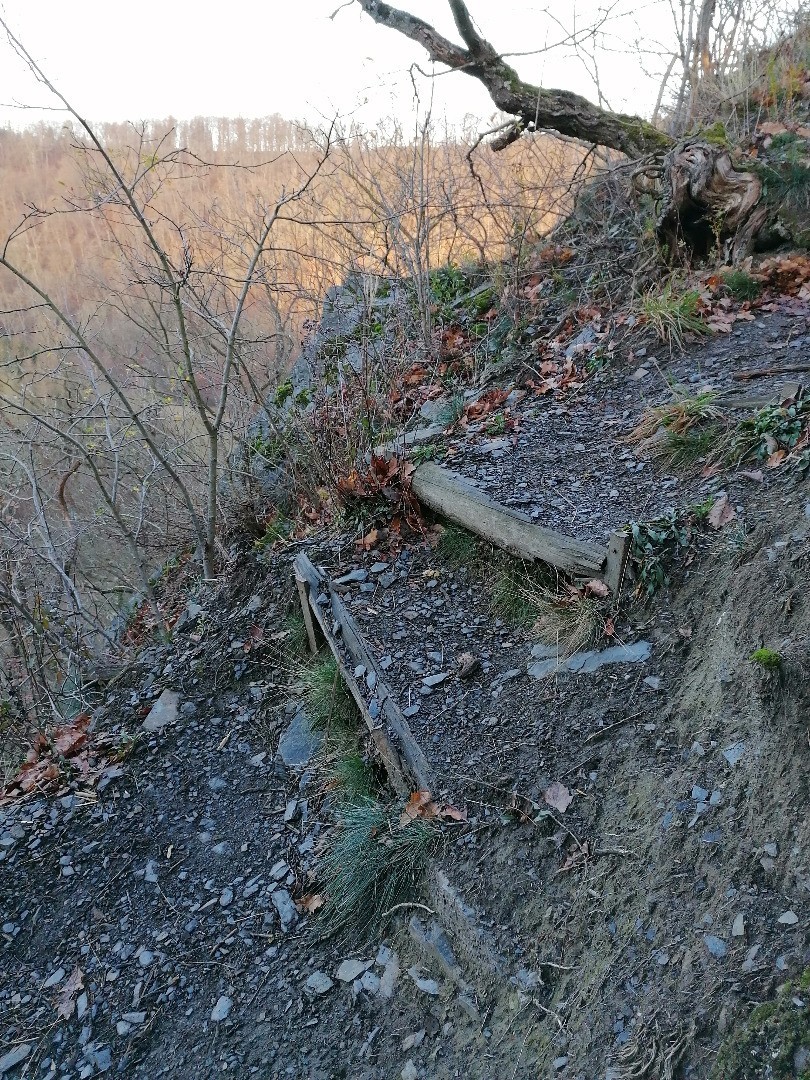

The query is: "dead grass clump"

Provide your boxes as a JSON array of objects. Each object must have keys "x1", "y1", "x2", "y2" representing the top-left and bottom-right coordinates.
[
  {"x1": 637, "y1": 285, "x2": 708, "y2": 350},
  {"x1": 527, "y1": 584, "x2": 608, "y2": 657},
  {"x1": 629, "y1": 392, "x2": 726, "y2": 469}
]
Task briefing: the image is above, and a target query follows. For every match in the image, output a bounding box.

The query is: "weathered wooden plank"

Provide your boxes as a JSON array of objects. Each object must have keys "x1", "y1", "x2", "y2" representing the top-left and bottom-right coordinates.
[
  {"x1": 603, "y1": 529, "x2": 631, "y2": 597},
  {"x1": 294, "y1": 570, "x2": 319, "y2": 654},
  {"x1": 293, "y1": 553, "x2": 432, "y2": 794},
  {"x1": 411, "y1": 461, "x2": 606, "y2": 579},
  {"x1": 293, "y1": 555, "x2": 409, "y2": 795}
]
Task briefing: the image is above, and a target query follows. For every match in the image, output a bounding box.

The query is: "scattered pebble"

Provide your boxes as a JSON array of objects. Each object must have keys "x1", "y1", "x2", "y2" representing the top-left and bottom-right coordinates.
[{"x1": 210, "y1": 995, "x2": 233, "y2": 1022}]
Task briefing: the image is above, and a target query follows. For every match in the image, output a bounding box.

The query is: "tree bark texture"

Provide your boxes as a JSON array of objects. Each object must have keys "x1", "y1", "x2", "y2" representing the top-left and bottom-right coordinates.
[
  {"x1": 354, "y1": 0, "x2": 780, "y2": 262},
  {"x1": 651, "y1": 140, "x2": 766, "y2": 262},
  {"x1": 355, "y1": 0, "x2": 672, "y2": 157}
]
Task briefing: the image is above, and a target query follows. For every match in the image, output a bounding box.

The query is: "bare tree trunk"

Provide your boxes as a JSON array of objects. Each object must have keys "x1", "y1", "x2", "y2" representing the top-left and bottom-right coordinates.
[{"x1": 686, "y1": 0, "x2": 718, "y2": 126}]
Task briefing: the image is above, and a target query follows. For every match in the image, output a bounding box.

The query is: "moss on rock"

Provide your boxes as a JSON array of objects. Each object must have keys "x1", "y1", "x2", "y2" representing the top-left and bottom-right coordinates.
[{"x1": 710, "y1": 973, "x2": 810, "y2": 1079}]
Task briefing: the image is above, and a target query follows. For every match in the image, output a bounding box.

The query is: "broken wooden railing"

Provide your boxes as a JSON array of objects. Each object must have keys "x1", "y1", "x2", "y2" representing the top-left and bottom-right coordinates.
[
  {"x1": 409, "y1": 461, "x2": 629, "y2": 594},
  {"x1": 293, "y1": 552, "x2": 432, "y2": 797}
]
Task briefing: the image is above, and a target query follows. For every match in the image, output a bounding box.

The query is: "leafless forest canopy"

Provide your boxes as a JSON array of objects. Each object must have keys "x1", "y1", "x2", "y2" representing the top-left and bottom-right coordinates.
[{"x1": 0, "y1": 111, "x2": 583, "y2": 721}]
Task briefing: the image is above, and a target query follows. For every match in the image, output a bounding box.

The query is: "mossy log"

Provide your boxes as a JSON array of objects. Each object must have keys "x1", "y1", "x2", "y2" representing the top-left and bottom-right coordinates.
[{"x1": 355, "y1": 1, "x2": 808, "y2": 263}]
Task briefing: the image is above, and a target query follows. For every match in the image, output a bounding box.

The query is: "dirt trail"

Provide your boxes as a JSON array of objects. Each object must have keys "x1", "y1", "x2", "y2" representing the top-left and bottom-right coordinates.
[{"x1": 1, "y1": 309, "x2": 809, "y2": 1080}]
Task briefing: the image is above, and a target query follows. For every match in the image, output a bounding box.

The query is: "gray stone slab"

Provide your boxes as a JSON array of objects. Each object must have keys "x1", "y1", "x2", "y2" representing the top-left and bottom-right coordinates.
[
  {"x1": 277, "y1": 708, "x2": 322, "y2": 769},
  {"x1": 141, "y1": 690, "x2": 180, "y2": 732},
  {"x1": 528, "y1": 641, "x2": 652, "y2": 680}
]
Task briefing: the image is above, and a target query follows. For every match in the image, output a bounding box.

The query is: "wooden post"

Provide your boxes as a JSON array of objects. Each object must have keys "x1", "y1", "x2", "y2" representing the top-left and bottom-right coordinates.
[
  {"x1": 604, "y1": 529, "x2": 631, "y2": 597},
  {"x1": 294, "y1": 570, "x2": 319, "y2": 654}
]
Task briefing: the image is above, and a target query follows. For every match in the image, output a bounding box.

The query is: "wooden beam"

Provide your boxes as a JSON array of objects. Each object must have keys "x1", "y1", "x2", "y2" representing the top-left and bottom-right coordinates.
[
  {"x1": 294, "y1": 570, "x2": 319, "y2": 654},
  {"x1": 293, "y1": 553, "x2": 433, "y2": 795},
  {"x1": 411, "y1": 461, "x2": 606, "y2": 579}
]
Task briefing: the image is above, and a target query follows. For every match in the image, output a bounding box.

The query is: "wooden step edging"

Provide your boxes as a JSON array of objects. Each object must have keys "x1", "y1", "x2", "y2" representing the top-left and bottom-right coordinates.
[
  {"x1": 410, "y1": 461, "x2": 630, "y2": 594},
  {"x1": 293, "y1": 554, "x2": 519, "y2": 1004},
  {"x1": 293, "y1": 553, "x2": 433, "y2": 797}
]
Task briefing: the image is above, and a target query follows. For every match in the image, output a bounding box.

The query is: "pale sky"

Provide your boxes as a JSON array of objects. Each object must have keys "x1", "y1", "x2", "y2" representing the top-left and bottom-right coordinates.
[{"x1": 0, "y1": 1, "x2": 676, "y2": 132}]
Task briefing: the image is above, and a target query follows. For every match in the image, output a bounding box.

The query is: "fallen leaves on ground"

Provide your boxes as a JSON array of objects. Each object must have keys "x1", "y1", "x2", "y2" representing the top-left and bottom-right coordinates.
[
  {"x1": 543, "y1": 781, "x2": 574, "y2": 813},
  {"x1": 1, "y1": 715, "x2": 133, "y2": 805},
  {"x1": 557, "y1": 840, "x2": 592, "y2": 873},
  {"x1": 707, "y1": 494, "x2": 737, "y2": 529},
  {"x1": 55, "y1": 966, "x2": 84, "y2": 1020},
  {"x1": 399, "y1": 790, "x2": 467, "y2": 828},
  {"x1": 525, "y1": 358, "x2": 584, "y2": 397},
  {"x1": 336, "y1": 456, "x2": 423, "y2": 531},
  {"x1": 461, "y1": 388, "x2": 510, "y2": 425}
]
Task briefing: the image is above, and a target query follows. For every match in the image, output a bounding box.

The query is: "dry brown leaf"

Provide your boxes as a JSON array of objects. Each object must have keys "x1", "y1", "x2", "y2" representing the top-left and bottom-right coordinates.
[
  {"x1": 584, "y1": 578, "x2": 610, "y2": 599},
  {"x1": 707, "y1": 494, "x2": 736, "y2": 529},
  {"x1": 399, "y1": 791, "x2": 437, "y2": 827},
  {"x1": 297, "y1": 893, "x2": 325, "y2": 914},
  {"x1": 361, "y1": 528, "x2": 379, "y2": 550},
  {"x1": 543, "y1": 781, "x2": 573, "y2": 813},
  {"x1": 53, "y1": 718, "x2": 90, "y2": 758},
  {"x1": 56, "y1": 966, "x2": 84, "y2": 1020}
]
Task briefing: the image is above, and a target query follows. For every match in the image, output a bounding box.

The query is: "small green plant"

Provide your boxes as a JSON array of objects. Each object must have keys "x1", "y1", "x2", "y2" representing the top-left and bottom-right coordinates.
[
  {"x1": 436, "y1": 524, "x2": 478, "y2": 566},
  {"x1": 253, "y1": 513, "x2": 293, "y2": 550},
  {"x1": 629, "y1": 505, "x2": 706, "y2": 597},
  {"x1": 638, "y1": 284, "x2": 707, "y2": 349},
  {"x1": 274, "y1": 379, "x2": 293, "y2": 408},
  {"x1": 247, "y1": 432, "x2": 283, "y2": 464},
  {"x1": 586, "y1": 345, "x2": 613, "y2": 373},
  {"x1": 326, "y1": 752, "x2": 377, "y2": 803},
  {"x1": 429, "y1": 263, "x2": 468, "y2": 309},
  {"x1": 756, "y1": 132, "x2": 810, "y2": 215},
  {"x1": 437, "y1": 393, "x2": 466, "y2": 427},
  {"x1": 409, "y1": 442, "x2": 439, "y2": 466},
  {"x1": 660, "y1": 427, "x2": 721, "y2": 469},
  {"x1": 723, "y1": 269, "x2": 762, "y2": 301},
  {"x1": 485, "y1": 411, "x2": 506, "y2": 436},
  {"x1": 316, "y1": 797, "x2": 439, "y2": 942},
  {"x1": 749, "y1": 647, "x2": 782, "y2": 670},
  {"x1": 728, "y1": 398, "x2": 809, "y2": 465}
]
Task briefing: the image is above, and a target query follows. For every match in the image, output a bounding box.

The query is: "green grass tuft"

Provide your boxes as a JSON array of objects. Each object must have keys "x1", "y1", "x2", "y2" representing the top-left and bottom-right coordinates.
[
  {"x1": 750, "y1": 647, "x2": 782, "y2": 670},
  {"x1": 638, "y1": 284, "x2": 707, "y2": 349},
  {"x1": 723, "y1": 270, "x2": 762, "y2": 301},
  {"x1": 316, "y1": 798, "x2": 439, "y2": 942},
  {"x1": 437, "y1": 525, "x2": 478, "y2": 566},
  {"x1": 298, "y1": 655, "x2": 356, "y2": 733},
  {"x1": 659, "y1": 426, "x2": 721, "y2": 469},
  {"x1": 283, "y1": 613, "x2": 309, "y2": 656},
  {"x1": 491, "y1": 555, "x2": 552, "y2": 626}
]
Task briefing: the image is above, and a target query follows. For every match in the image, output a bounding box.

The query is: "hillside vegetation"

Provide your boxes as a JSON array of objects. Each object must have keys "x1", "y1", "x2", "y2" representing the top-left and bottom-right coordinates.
[{"x1": 0, "y1": 7, "x2": 809, "y2": 1079}]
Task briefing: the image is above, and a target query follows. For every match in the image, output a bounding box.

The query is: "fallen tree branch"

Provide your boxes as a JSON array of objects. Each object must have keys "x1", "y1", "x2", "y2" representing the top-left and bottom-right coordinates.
[{"x1": 732, "y1": 364, "x2": 810, "y2": 381}]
